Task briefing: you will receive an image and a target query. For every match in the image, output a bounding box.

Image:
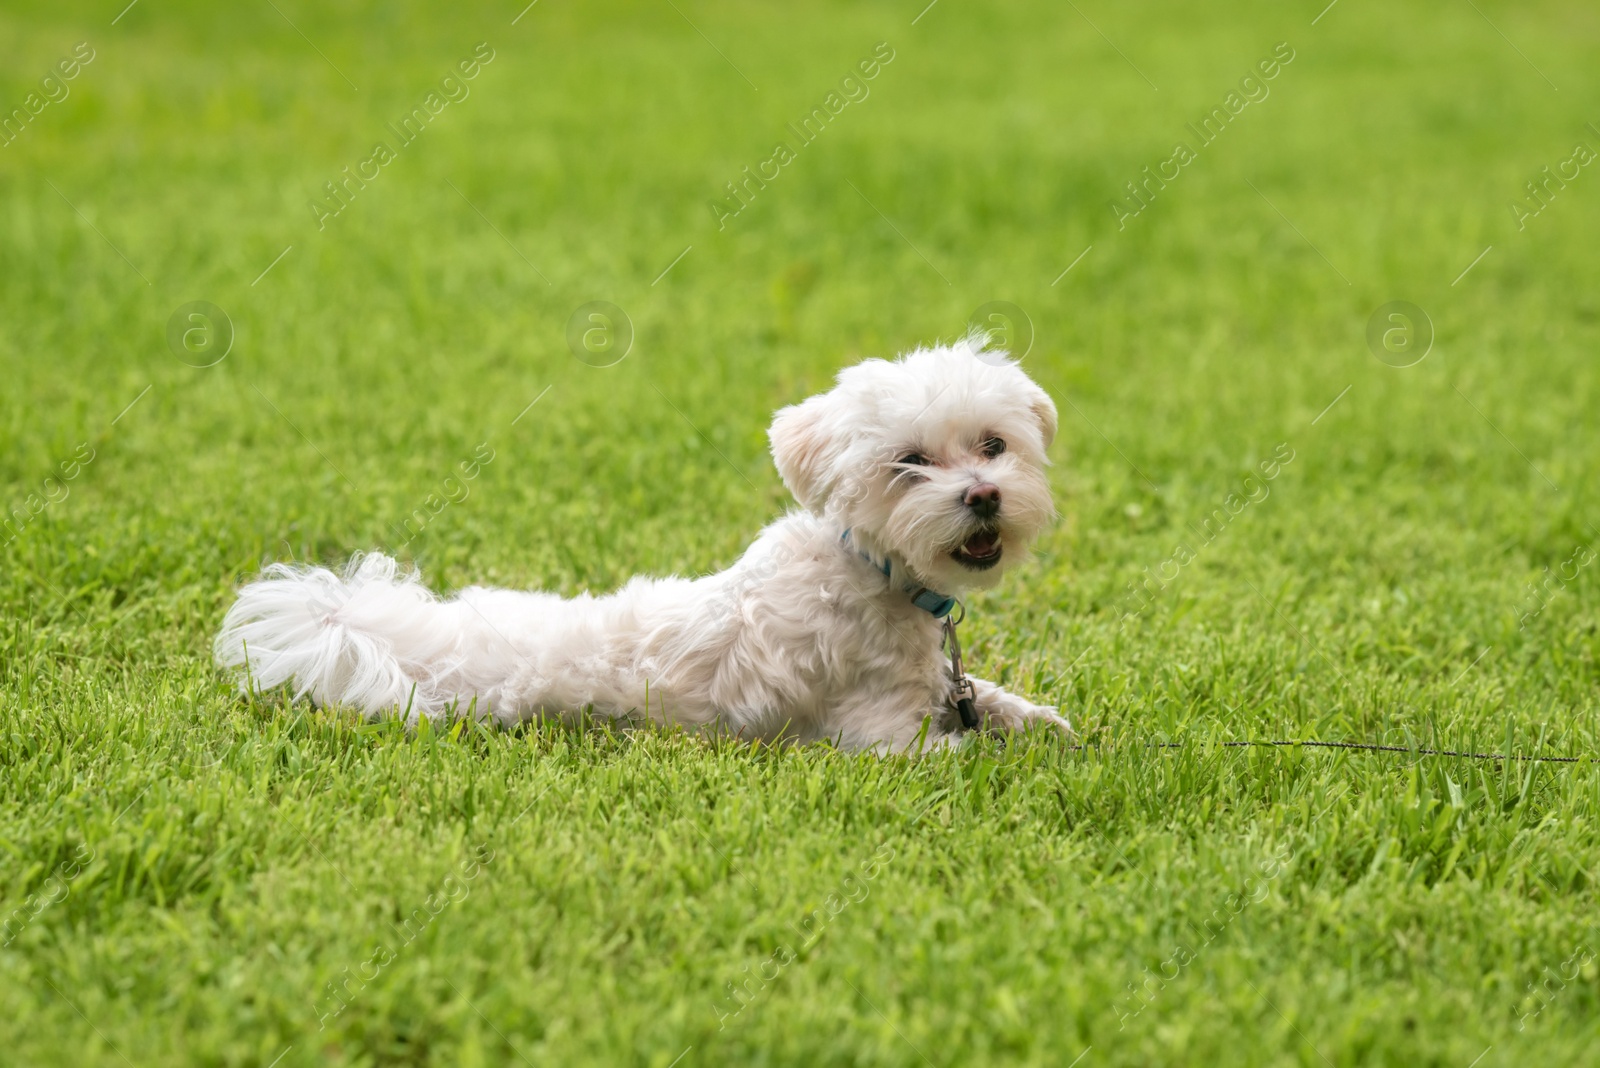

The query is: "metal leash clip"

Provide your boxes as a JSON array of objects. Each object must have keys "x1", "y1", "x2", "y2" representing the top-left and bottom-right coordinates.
[{"x1": 942, "y1": 602, "x2": 980, "y2": 731}]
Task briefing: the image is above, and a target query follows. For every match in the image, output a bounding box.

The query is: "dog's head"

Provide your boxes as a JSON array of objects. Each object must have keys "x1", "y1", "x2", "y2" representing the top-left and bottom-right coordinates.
[{"x1": 769, "y1": 335, "x2": 1058, "y2": 593}]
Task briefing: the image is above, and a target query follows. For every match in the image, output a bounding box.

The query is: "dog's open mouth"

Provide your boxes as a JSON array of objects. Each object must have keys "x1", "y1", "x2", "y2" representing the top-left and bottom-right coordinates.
[{"x1": 952, "y1": 530, "x2": 1003, "y2": 570}]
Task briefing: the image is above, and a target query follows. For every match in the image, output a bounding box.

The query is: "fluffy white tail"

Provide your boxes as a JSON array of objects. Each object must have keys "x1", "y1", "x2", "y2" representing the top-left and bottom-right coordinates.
[{"x1": 214, "y1": 553, "x2": 467, "y2": 719}]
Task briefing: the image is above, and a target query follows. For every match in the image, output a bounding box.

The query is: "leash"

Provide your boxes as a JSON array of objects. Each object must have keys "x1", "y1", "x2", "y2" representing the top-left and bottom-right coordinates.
[
  {"x1": 934, "y1": 585, "x2": 1580, "y2": 757},
  {"x1": 941, "y1": 603, "x2": 981, "y2": 731},
  {"x1": 936, "y1": 583, "x2": 1586, "y2": 756},
  {"x1": 937, "y1": 588, "x2": 1587, "y2": 757},
  {"x1": 1062, "y1": 740, "x2": 1589, "y2": 763},
  {"x1": 830, "y1": 532, "x2": 1581, "y2": 758},
  {"x1": 938, "y1": 587, "x2": 1588, "y2": 757},
  {"x1": 835, "y1": 531, "x2": 1591, "y2": 758}
]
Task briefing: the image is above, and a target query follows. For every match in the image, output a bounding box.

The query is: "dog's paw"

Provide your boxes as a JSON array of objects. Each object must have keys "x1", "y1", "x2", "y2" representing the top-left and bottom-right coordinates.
[
  {"x1": 980, "y1": 700, "x2": 1074, "y2": 738},
  {"x1": 1020, "y1": 705, "x2": 1075, "y2": 738}
]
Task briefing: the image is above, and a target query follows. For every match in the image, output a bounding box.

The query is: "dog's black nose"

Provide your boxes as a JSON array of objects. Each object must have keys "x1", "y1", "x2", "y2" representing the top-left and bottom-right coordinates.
[{"x1": 964, "y1": 482, "x2": 1001, "y2": 518}]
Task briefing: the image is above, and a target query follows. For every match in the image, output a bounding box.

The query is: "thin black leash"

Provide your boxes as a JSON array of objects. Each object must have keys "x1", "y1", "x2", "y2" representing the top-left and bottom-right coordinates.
[
  {"x1": 942, "y1": 605, "x2": 1588, "y2": 763},
  {"x1": 947, "y1": 604, "x2": 1587, "y2": 764},
  {"x1": 1065, "y1": 740, "x2": 1589, "y2": 764}
]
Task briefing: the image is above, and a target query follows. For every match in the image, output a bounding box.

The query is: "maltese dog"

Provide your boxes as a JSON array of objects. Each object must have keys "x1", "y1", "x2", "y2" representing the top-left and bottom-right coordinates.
[{"x1": 215, "y1": 334, "x2": 1071, "y2": 751}]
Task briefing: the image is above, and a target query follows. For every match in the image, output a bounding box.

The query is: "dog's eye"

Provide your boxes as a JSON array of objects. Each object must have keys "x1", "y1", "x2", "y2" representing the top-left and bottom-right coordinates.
[
  {"x1": 898, "y1": 453, "x2": 930, "y2": 467},
  {"x1": 981, "y1": 437, "x2": 1006, "y2": 458}
]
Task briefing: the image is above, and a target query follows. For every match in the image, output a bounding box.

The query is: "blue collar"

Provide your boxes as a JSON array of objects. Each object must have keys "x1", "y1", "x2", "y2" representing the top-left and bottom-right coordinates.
[{"x1": 839, "y1": 529, "x2": 957, "y2": 618}]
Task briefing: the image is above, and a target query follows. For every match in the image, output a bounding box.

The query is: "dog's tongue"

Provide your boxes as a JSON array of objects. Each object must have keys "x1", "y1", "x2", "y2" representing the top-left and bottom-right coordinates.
[{"x1": 963, "y1": 531, "x2": 1000, "y2": 557}]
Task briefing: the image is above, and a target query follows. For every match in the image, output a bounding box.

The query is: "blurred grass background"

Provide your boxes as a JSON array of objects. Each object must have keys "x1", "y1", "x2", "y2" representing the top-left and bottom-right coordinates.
[{"x1": 2, "y1": 0, "x2": 1599, "y2": 1064}]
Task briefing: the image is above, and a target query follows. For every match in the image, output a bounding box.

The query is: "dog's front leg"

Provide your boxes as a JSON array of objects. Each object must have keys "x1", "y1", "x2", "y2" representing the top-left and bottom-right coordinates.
[
  {"x1": 824, "y1": 686, "x2": 970, "y2": 754},
  {"x1": 967, "y1": 677, "x2": 1073, "y2": 736}
]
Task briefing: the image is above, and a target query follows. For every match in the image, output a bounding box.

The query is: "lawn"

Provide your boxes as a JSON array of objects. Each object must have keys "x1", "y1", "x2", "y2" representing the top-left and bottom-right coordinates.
[{"x1": 3, "y1": 0, "x2": 1600, "y2": 1063}]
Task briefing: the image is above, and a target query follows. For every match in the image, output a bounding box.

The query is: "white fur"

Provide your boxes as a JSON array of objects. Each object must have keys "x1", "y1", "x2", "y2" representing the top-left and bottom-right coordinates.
[{"x1": 215, "y1": 335, "x2": 1071, "y2": 752}]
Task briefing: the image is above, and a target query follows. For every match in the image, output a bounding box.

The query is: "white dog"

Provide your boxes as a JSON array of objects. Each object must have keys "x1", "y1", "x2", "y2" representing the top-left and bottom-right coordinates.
[{"x1": 215, "y1": 335, "x2": 1071, "y2": 751}]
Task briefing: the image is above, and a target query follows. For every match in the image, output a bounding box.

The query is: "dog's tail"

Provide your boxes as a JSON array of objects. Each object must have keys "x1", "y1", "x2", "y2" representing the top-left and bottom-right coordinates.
[{"x1": 215, "y1": 552, "x2": 467, "y2": 719}]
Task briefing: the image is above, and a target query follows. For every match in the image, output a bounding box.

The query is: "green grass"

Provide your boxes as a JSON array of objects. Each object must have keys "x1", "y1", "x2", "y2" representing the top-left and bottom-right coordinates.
[{"x1": 4, "y1": 0, "x2": 1600, "y2": 1063}]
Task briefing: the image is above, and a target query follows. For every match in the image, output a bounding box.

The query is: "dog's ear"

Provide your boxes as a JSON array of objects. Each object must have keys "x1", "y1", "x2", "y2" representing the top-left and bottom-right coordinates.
[
  {"x1": 1028, "y1": 386, "x2": 1058, "y2": 451},
  {"x1": 769, "y1": 394, "x2": 837, "y2": 511}
]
